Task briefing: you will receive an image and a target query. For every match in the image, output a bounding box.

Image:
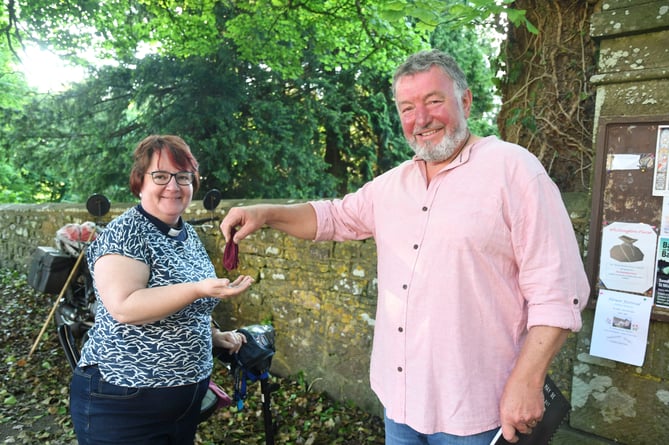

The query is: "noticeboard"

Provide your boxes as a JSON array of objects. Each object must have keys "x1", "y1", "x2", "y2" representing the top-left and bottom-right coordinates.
[{"x1": 586, "y1": 115, "x2": 669, "y2": 321}]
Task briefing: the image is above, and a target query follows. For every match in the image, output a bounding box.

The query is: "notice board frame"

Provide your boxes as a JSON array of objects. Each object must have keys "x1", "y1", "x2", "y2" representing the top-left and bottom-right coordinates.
[{"x1": 585, "y1": 114, "x2": 669, "y2": 322}]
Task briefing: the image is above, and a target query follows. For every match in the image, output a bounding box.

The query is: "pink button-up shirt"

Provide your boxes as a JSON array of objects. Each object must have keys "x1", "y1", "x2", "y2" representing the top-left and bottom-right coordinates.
[{"x1": 310, "y1": 136, "x2": 589, "y2": 436}]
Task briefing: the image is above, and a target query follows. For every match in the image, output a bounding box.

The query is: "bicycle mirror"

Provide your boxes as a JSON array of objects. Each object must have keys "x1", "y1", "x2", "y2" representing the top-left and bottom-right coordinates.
[
  {"x1": 202, "y1": 189, "x2": 222, "y2": 211},
  {"x1": 86, "y1": 194, "x2": 111, "y2": 217}
]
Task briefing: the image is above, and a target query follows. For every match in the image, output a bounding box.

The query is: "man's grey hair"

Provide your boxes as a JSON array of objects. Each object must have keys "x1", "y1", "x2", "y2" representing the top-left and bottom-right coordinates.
[{"x1": 392, "y1": 49, "x2": 469, "y2": 98}]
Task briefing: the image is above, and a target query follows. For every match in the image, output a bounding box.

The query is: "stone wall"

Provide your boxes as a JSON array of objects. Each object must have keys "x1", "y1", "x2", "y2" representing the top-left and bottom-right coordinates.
[
  {"x1": 0, "y1": 199, "x2": 384, "y2": 412},
  {"x1": 570, "y1": 1, "x2": 669, "y2": 444},
  {"x1": 0, "y1": 194, "x2": 590, "y2": 417}
]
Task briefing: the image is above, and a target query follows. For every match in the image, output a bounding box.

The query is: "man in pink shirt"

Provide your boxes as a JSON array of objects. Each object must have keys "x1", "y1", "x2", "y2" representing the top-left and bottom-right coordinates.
[{"x1": 220, "y1": 49, "x2": 589, "y2": 445}]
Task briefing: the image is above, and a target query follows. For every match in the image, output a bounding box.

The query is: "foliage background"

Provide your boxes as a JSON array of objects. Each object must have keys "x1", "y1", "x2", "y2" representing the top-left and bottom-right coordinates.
[{"x1": 0, "y1": 0, "x2": 514, "y2": 203}]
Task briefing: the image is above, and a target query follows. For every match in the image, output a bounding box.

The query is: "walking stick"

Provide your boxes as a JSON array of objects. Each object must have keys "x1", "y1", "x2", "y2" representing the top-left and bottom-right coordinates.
[{"x1": 28, "y1": 229, "x2": 96, "y2": 360}]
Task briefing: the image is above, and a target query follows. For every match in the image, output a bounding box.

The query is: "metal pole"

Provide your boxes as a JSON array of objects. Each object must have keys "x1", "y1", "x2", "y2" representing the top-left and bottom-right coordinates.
[{"x1": 260, "y1": 377, "x2": 274, "y2": 445}]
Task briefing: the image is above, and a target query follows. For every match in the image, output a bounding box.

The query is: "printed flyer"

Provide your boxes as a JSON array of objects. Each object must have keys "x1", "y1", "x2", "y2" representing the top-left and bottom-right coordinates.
[
  {"x1": 590, "y1": 289, "x2": 653, "y2": 366},
  {"x1": 599, "y1": 222, "x2": 657, "y2": 294},
  {"x1": 653, "y1": 125, "x2": 669, "y2": 195},
  {"x1": 654, "y1": 237, "x2": 669, "y2": 307}
]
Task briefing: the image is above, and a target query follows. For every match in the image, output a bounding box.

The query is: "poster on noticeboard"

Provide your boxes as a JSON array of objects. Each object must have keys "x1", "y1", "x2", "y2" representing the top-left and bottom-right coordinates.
[
  {"x1": 652, "y1": 125, "x2": 669, "y2": 196},
  {"x1": 653, "y1": 197, "x2": 669, "y2": 309},
  {"x1": 599, "y1": 222, "x2": 657, "y2": 295},
  {"x1": 590, "y1": 288, "x2": 653, "y2": 366}
]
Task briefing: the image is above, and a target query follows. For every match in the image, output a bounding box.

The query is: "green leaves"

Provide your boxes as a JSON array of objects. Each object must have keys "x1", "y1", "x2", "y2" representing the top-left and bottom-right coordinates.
[
  {"x1": 1, "y1": 1, "x2": 511, "y2": 202},
  {"x1": 223, "y1": 0, "x2": 426, "y2": 79},
  {"x1": 3, "y1": 391, "x2": 17, "y2": 406}
]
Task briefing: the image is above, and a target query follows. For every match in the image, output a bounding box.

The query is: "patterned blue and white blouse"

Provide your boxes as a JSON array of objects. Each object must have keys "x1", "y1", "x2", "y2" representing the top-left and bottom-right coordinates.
[{"x1": 79, "y1": 205, "x2": 219, "y2": 387}]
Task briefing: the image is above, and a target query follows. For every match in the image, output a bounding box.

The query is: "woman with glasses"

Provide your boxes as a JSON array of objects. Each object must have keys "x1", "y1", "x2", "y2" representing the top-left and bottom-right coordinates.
[{"x1": 69, "y1": 135, "x2": 254, "y2": 445}]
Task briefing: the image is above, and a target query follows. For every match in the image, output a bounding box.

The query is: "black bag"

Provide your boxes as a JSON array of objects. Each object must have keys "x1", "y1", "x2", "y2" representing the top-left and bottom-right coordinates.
[
  {"x1": 215, "y1": 324, "x2": 275, "y2": 375},
  {"x1": 27, "y1": 246, "x2": 75, "y2": 294},
  {"x1": 214, "y1": 324, "x2": 277, "y2": 412}
]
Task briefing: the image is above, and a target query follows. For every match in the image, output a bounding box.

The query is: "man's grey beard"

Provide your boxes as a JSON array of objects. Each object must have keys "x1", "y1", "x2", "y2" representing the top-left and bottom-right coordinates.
[{"x1": 409, "y1": 118, "x2": 469, "y2": 162}]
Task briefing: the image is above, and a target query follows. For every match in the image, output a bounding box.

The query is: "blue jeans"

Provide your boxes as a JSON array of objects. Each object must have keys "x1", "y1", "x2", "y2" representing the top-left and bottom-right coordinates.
[
  {"x1": 70, "y1": 365, "x2": 209, "y2": 445},
  {"x1": 385, "y1": 413, "x2": 498, "y2": 445}
]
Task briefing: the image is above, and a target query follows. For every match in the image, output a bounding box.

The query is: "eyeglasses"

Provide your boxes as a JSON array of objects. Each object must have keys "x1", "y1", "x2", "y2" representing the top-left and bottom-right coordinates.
[{"x1": 147, "y1": 170, "x2": 195, "y2": 186}]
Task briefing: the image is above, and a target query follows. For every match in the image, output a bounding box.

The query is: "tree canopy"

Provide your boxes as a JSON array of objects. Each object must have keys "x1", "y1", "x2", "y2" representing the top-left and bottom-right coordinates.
[{"x1": 1, "y1": 0, "x2": 531, "y2": 202}]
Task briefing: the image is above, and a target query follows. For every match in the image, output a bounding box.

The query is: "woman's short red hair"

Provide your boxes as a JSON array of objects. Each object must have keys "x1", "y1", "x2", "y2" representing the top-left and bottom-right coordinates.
[{"x1": 129, "y1": 135, "x2": 200, "y2": 197}]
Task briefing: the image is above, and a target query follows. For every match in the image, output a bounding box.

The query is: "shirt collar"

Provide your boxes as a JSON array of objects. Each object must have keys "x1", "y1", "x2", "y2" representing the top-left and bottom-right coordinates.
[
  {"x1": 411, "y1": 138, "x2": 475, "y2": 172},
  {"x1": 135, "y1": 204, "x2": 188, "y2": 241}
]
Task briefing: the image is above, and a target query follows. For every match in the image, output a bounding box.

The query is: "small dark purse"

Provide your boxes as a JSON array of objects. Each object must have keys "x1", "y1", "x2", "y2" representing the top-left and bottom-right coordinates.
[
  {"x1": 215, "y1": 324, "x2": 275, "y2": 376},
  {"x1": 214, "y1": 324, "x2": 276, "y2": 410}
]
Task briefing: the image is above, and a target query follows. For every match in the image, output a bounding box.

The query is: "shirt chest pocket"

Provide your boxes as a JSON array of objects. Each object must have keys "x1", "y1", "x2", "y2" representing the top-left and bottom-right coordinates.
[{"x1": 430, "y1": 195, "x2": 510, "y2": 254}]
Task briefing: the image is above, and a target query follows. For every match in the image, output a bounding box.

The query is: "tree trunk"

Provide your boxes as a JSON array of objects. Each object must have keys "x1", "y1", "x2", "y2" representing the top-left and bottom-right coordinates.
[{"x1": 498, "y1": 0, "x2": 599, "y2": 192}]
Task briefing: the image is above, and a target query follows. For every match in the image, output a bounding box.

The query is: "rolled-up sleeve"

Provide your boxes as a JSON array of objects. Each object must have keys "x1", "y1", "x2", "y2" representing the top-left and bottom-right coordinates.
[{"x1": 514, "y1": 173, "x2": 590, "y2": 331}]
